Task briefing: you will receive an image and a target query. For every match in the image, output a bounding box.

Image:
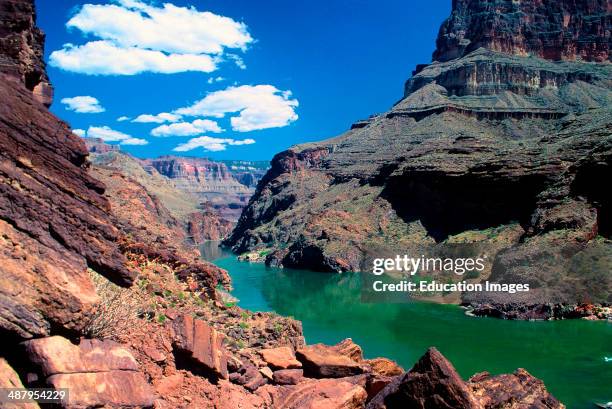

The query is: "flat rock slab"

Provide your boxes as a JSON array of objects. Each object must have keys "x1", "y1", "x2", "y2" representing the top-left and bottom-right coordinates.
[
  {"x1": 273, "y1": 369, "x2": 304, "y2": 385},
  {"x1": 272, "y1": 378, "x2": 367, "y2": 409},
  {"x1": 21, "y1": 336, "x2": 154, "y2": 409},
  {"x1": 296, "y1": 344, "x2": 369, "y2": 378},
  {"x1": 260, "y1": 346, "x2": 302, "y2": 369},
  {"x1": 48, "y1": 371, "x2": 154, "y2": 409},
  {"x1": 24, "y1": 336, "x2": 139, "y2": 376}
]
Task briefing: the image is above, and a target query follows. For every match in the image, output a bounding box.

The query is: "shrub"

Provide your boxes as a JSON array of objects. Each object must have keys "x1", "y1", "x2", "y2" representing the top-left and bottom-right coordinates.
[{"x1": 83, "y1": 269, "x2": 146, "y2": 339}]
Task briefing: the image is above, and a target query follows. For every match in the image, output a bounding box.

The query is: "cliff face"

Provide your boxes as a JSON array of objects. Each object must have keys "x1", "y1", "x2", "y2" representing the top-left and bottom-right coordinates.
[
  {"x1": 433, "y1": 0, "x2": 611, "y2": 63},
  {"x1": 0, "y1": 0, "x2": 131, "y2": 340},
  {"x1": 91, "y1": 151, "x2": 235, "y2": 242},
  {"x1": 0, "y1": 0, "x2": 52, "y2": 106},
  {"x1": 144, "y1": 156, "x2": 260, "y2": 222},
  {"x1": 226, "y1": 0, "x2": 611, "y2": 308}
]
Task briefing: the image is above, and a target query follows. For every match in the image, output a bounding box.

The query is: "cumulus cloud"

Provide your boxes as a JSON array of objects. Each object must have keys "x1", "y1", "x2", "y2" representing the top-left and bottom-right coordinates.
[
  {"x1": 49, "y1": 0, "x2": 252, "y2": 75},
  {"x1": 81, "y1": 125, "x2": 148, "y2": 145},
  {"x1": 121, "y1": 137, "x2": 149, "y2": 145},
  {"x1": 133, "y1": 112, "x2": 181, "y2": 123},
  {"x1": 50, "y1": 41, "x2": 218, "y2": 75},
  {"x1": 175, "y1": 85, "x2": 298, "y2": 132},
  {"x1": 72, "y1": 129, "x2": 86, "y2": 137},
  {"x1": 151, "y1": 119, "x2": 223, "y2": 137},
  {"x1": 117, "y1": 116, "x2": 130, "y2": 122},
  {"x1": 61, "y1": 96, "x2": 105, "y2": 113},
  {"x1": 173, "y1": 136, "x2": 255, "y2": 152}
]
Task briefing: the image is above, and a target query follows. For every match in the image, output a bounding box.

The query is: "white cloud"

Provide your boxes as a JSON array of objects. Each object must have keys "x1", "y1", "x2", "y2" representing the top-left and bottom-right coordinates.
[
  {"x1": 61, "y1": 96, "x2": 105, "y2": 113},
  {"x1": 133, "y1": 112, "x2": 182, "y2": 123},
  {"x1": 117, "y1": 116, "x2": 130, "y2": 121},
  {"x1": 151, "y1": 119, "x2": 223, "y2": 137},
  {"x1": 49, "y1": 0, "x2": 252, "y2": 75},
  {"x1": 50, "y1": 41, "x2": 218, "y2": 75},
  {"x1": 82, "y1": 125, "x2": 148, "y2": 145},
  {"x1": 207, "y1": 76, "x2": 225, "y2": 84},
  {"x1": 72, "y1": 128, "x2": 86, "y2": 137},
  {"x1": 226, "y1": 54, "x2": 246, "y2": 69},
  {"x1": 173, "y1": 136, "x2": 255, "y2": 152},
  {"x1": 121, "y1": 137, "x2": 149, "y2": 145},
  {"x1": 175, "y1": 85, "x2": 298, "y2": 132}
]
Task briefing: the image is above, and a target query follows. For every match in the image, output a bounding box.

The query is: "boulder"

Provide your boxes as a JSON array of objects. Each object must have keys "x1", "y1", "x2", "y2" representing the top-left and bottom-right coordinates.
[
  {"x1": 469, "y1": 369, "x2": 565, "y2": 409},
  {"x1": 364, "y1": 358, "x2": 404, "y2": 377},
  {"x1": 332, "y1": 338, "x2": 363, "y2": 361},
  {"x1": 21, "y1": 336, "x2": 154, "y2": 409},
  {"x1": 260, "y1": 346, "x2": 302, "y2": 369},
  {"x1": 171, "y1": 314, "x2": 228, "y2": 380},
  {"x1": 24, "y1": 336, "x2": 139, "y2": 376},
  {"x1": 272, "y1": 378, "x2": 368, "y2": 409},
  {"x1": 273, "y1": 369, "x2": 304, "y2": 385},
  {"x1": 47, "y1": 371, "x2": 154, "y2": 409},
  {"x1": 0, "y1": 358, "x2": 40, "y2": 409},
  {"x1": 296, "y1": 344, "x2": 369, "y2": 378},
  {"x1": 367, "y1": 347, "x2": 479, "y2": 409},
  {"x1": 229, "y1": 362, "x2": 267, "y2": 392},
  {"x1": 367, "y1": 348, "x2": 564, "y2": 409}
]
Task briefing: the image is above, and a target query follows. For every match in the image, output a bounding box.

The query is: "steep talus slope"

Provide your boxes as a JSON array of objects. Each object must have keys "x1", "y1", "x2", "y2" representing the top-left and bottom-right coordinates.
[{"x1": 226, "y1": 0, "x2": 611, "y2": 309}]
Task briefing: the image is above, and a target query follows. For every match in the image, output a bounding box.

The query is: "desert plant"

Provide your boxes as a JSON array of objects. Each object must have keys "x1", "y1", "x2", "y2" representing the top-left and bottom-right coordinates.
[{"x1": 83, "y1": 269, "x2": 146, "y2": 339}]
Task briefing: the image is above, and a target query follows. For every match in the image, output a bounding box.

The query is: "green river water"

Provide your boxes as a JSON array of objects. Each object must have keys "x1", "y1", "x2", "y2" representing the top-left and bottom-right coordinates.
[{"x1": 202, "y1": 244, "x2": 611, "y2": 409}]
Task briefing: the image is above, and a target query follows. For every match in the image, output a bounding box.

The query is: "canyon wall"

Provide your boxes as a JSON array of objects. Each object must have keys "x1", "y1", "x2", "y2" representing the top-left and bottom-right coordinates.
[{"x1": 226, "y1": 0, "x2": 612, "y2": 311}]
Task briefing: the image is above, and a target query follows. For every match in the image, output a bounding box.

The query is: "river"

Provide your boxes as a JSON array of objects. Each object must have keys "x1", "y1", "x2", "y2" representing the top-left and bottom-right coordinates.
[{"x1": 201, "y1": 242, "x2": 612, "y2": 409}]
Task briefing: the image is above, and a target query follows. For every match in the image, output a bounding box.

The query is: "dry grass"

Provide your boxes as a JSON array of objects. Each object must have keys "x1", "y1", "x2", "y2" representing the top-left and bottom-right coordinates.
[{"x1": 83, "y1": 269, "x2": 147, "y2": 339}]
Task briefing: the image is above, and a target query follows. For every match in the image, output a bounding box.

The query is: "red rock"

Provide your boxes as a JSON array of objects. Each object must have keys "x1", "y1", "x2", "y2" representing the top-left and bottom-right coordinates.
[
  {"x1": 0, "y1": 358, "x2": 40, "y2": 409},
  {"x1": 0, "y1": 0, "x2": 132, "y2": 340},
  {"x1": 260, "y1": 346, "x2": 302, "y2": 369},
  {"x1": 22, "y1": 336, "x2": 154, "y2": 409},
  {"x1": 229, "y1": 362, "x2": 268, "y2": 391},
  {"x1": 155, "y1": 373, "x2": 184, "y2": 396},
  {"x1": 47, "y1": 370, "x2": 154, "y2": 409},
  {"x1": 273, "y1": 369, "x2": 304, "y2": 385},
  {"x1": 24, "y1": 336, "x2": 139, "y2": 376},
  {"x1": 470, "y1": 368, "x2": 565, "y2": 409},
  {"x1": 272, "y1": 378, "x2": 368, "y2": 409},
  {"x1": 172, "y1": 314, "x2": 228, "y2": 380},
  {"x1": 259, "y1": 366, "x2": 274, "y2": 380},
  {"x1": 296, "y1": 344, "x2": 369, "y2": 378},
  {"x1": 332, "y1": 338, "x2": 363, "y2": 362},
  {"x1": 367, "y1": 348, "x2": 564, "y2": 409},
  {"x1": 215, "y1": 380, "x2": 269, "y2": 409},
  {"x1": 367, "y1": 347, "x2": 479, "y2": 409},
  {"x1": 0, "y1": 0, "x2": 53, "y2": 106},
  {"x1": 364, "y1": 358, "x2": 403, "y2": 377}
]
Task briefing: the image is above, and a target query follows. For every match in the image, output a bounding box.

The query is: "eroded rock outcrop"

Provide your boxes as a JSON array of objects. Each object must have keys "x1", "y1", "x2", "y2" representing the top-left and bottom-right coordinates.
[
  {"x1": 0, "y1": 0, "x2": 52, "y2": 105},
  {"x1": 0, "y1": 1, "x2": 132, "y2": 340},
  {"x1": 433, "y1": 0, "x2": 610, "y2": 63}
]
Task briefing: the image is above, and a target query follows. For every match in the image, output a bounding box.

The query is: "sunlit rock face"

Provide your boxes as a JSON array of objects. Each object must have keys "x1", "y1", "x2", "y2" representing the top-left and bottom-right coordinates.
[{"x1": 433, "y1": 0, "x2": 611, "y2": 64}]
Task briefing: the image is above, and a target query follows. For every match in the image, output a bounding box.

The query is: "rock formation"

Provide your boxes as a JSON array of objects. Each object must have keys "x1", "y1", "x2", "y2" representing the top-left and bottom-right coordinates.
[
  {"x1": 0, "y1": 0, "x2": 52, "y2": 105},
  {"x1": 433, "y1": 0, "x2": 610, "y2": 63},
  {"x1": 143, "y1": 156, "x2": 262, "y2": 222},
  {"x1": 0, "y1": 3, "x2": 133, "y2": 339},
  {"x1": 83, "y1": 137, "x2": 120, "y2": 154},
  {"x1": 226, "y1": 0, "x2": 612, "y2": 310}
]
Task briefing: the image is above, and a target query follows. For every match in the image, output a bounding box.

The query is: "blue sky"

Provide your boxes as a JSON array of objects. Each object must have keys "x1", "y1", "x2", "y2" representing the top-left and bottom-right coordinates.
[{"x1": 36, "y1": 0, "x2": 450, "y2": 160}]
